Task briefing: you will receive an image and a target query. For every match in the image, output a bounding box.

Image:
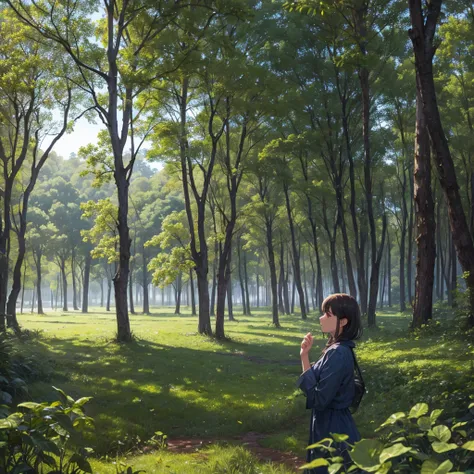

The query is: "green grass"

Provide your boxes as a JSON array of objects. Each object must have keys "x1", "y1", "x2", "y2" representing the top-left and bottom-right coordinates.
[
  {"x1": 90, "y1": 445, "x2": 293, "y2": 473},
  {"x1": 13, "y1": 304, "x2": 474, "y2": 470}
]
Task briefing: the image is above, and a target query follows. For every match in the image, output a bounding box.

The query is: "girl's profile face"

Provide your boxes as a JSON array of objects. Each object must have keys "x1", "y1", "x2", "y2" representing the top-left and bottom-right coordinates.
[{"x1": 319, "y1": 308, "x2": 347, "y2": 336}]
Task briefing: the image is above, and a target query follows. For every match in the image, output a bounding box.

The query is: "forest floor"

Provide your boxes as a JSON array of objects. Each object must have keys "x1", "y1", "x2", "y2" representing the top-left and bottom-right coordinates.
[{"x1": 11, "y1": 303, "x2": 474, "y2": 473}]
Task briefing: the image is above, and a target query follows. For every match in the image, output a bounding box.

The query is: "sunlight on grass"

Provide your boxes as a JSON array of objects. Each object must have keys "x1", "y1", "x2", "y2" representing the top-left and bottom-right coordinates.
[{"x1": 15, "y1": 304, "x2": 474, "y2": 465}]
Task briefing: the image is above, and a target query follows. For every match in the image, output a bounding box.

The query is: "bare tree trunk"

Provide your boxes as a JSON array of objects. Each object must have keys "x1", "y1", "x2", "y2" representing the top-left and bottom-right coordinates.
[
  {"x1": 210, "y1": 235, "x2": 218, "y2": 316},
  {"x1": 413, "y1": 87, "x2": 436, "y2": 327},
  {"x1": 174, "y1": 273, "x2": 182, "y2": 314},
  {"x1": 31, "y1": 288, "x2": 36, "y2": 314},
  {"x1": 409, "y1": 0, "x2": 474, "y2": 325},
  {"x1": 387, "y1": 231, "x2": 392, "y2": 308},
  {"x1": 82, "y1": 254, "x2": 91, "y2": 313},
  {"x1": 237, "y1": 237, "x2": 247, "y2": 315},
  {"x1": 266, "y1": 220, "x2": 279, "y2": 326},
  {"x1": 72, "y1": 250, "x2": 79, "y2": 311},
  {"x1": 129, "y1": 273, "x2": 135, "y2": 315},
  {"x1": 256, "y1": 269, "x2": 260, "y2": 308},
  {"x1": 407, "y1": 162, "x2": 415, "y2": 306},
  {"x1": 189, "y1": 269, "x2": 196, "y2": 316},
  {"x1": 60, "y1": 258, "x2": 68, "y2": 312},
  {"x1": 278, "y1": 247, "x2": 285, "y2": 314},
  {"x1": 36, "y1": 250, "x2": 44, "y2": 315},
  {"x1": 20, "y1": 262, "x2": 26, "y2": 314},
  {"x1": 106, "y1": 279, "x2": 112, "y2": 312},
  {"x1": 243, "y1": 251, "x2": 251, "y2": 316},
  {"x1": 284, "y1": 184, "x2": 307, "y2": 319}
]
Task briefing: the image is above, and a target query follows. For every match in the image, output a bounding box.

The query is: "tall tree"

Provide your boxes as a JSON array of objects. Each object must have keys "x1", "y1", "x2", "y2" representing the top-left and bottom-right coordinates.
[{"x1": 408, "y1": 0, "x2": 474, "y2": 325}]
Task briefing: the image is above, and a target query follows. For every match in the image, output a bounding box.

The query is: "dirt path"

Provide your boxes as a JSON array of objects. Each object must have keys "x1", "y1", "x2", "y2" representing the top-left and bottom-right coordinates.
[{"x1": 167, "y1": 432, "x2": 304, "y2": 472}]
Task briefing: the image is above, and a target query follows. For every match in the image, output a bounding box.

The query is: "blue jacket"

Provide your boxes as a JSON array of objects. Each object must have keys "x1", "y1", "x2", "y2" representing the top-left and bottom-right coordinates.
[{"x1": 296, "y1": 340, "x2": 361, "y2": 473}]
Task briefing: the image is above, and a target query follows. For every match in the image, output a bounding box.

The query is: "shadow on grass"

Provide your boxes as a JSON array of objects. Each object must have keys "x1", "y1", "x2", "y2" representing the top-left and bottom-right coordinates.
[{"x1": 24, "y1": 334, "x2": 308, "y2": 455}]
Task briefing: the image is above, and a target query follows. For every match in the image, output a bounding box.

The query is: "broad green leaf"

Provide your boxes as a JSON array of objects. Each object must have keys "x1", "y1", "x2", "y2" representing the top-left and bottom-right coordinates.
[
  {"x1": 300, "y1": 458, "x2": 329, "y2": 469},
  {"x1": 462, "y1": 440, "x2": 474, "y2": 451},
  {"x1": 430, "y1": 409, "x2": 443, "y2": 424},
  {"x1": 431, "y1": 441, "x2": 458, "y2": 453},
  {"x1": 429, "y1": 425, "x2": 451, "y2": 443},
  {"x1": 417, "y1": 416, "x2": 432, "y2": 431},
  {"x1": 375, "y1": 462, "x2": 392, "y2": 474},
  {"x1": 350, "y1": 439, "x2": 384, "y2": 471},
  {"x1": 434, "y1": 460, "x2": 454, "y2": 474},
  {"x1": 331, "y1": 433, "x2": 349, "y2": 443},
  {"x1": 378, "y1": 412, "x2": 406, "y2": 429},
  {"x1": 409, "y1": 403, "x2": 429, "y2": 419},
  {"x1": 73, "y1": 397, "x2": 92, "y2": 408},
  {"x1": 379, "y1": 443, "x2": 412, "y2": 463},
  {"x1": 452, "y1": 421, "x2": 467, "y2": 430},
  {"x1": 0, "y1": 414, "x2": 22, "y2": 429},
  {"x1": 328, "y1": 463, "x2": 343, "y2": 474},
  {"x1": 17, "y1": 402, "x2": 43, "y2": 411},
  {"x1": 421, "y1": 459, "x2": 452, "y2": 474},
  {"x1": 30, "y1": 432, "x2": 61, "y2": 456},
  {"x1": 52, "y1": 386, "x2": 74, "y2": 406}
]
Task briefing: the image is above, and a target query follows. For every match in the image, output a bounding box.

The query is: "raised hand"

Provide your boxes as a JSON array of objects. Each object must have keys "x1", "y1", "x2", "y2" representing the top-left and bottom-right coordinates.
[{"x1": 300, "y1": 332, "x2": 314, "y2": 357}]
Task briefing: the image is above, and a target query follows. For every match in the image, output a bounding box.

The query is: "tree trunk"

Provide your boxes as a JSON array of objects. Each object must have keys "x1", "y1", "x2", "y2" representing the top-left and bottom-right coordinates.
[
  {"x1": 113, "y1": 168, "x2": 132, "y2": 341},
  {"x1": 243, "y1": 251, "x2": 251, "y2": 316},
  {"x1": 291, "y1": 275, "x2": 296, "y2": 314},
  {"x1": 106, "y1": 279, "x2": 112, "y2": 312},
  {"x1": 266, "y1": 220, "x2": 279, "y2": 326},
  {"x1": 450, "y1": 236, "x2": 457, "y2": 307},
  {"x1": 189, "y1": 269, "x2": 196, "y2": 316},
  {"x1": 387, "y1": 232, "x2": 392, "y2": 307},
  {"x1": 278, "y1": 245, "x2": 285, "y2": 314},
  {"x1": 407, "y1": 162, "x2": 415, "y2": 306},
  {"x1": 142, "y1": 248, "x2": 150, "y2": 314},
  {"x1": 36, "y1": 250, "x2": 44, "y2": 315},
  {"x1": 413, "y1": 87, "x2": 436, "y2": 327},
  {"x1": 31, "y1": 288, "x2": 36, "y2": 313},
  {"x1": 56, "y1": 274, "x2": 60, "y2": 311},
  {"x1": 82, "y1": 254, "x2": 91, "y2": 313},
  {"x1": 336, "y1": 191, "x2": 357, "y2": 298},
  {"x1": 284, "y1": 184, "x2": 307, "y2": 319},
  {"x1": 6, "y1": 231, "x2": 26, "y2": 330},
  {"x1": 60, "y1": 258, "x2": 68, "y2": 312},
  {"x1": 284, "y1": 249, "x2": 291, "y2": 315},
  {"x1": 20, "y1": 263, "x2": 26, "y2": 315},
  {"x1": 256, "y1": 270, "x2": 260, "y2": 308},
  {"x1": 72, "y1": 250, "x2": 79, "y2": 311},
  {"x1": 129, "y1": 270, "x2": 135, "y2": 315},
  {"x1": 399, "y1": 165, "x2": 408, "y2": 312},
  {"x1": 100, "y1": 279, "x2": 104, "y2": 307},
  {"x1": 226, "y1": 274, "x2": 234, "y2": 321},
  {"x1": 237, "y1": 238, "x2": 247, "y2": 315},
  {"x1": 175, "y1": 273, "x2": 182, "y2": 314},
  {"x1": 409, "y1": 0, "x2": 474, "y2": 325}
]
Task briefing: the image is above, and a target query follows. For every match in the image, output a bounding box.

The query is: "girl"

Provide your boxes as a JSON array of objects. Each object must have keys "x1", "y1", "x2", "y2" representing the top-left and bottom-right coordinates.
[{"x1": 296, "y1": 293, "x2": 362, "y2": 474}]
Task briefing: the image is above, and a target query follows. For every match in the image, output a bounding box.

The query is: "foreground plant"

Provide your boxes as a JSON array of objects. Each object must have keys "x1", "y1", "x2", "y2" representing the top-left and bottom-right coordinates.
[
  {"x1": 302, "y1": 402, "x2": 474, "y2": 473},
  {"x1": 0, "y1": 386, "x2": 94, "y2": 473}
]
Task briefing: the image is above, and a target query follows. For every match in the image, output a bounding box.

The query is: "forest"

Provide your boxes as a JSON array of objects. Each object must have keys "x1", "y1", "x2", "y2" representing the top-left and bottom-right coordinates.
[{"x1": 0, "y1": 0, "x2": 474, "y2": 473}]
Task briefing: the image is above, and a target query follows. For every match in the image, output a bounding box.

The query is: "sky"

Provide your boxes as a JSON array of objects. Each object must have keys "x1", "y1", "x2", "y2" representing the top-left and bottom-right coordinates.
[{"x1": 54, "y1": 116, "x2": 102, "y2": 159}]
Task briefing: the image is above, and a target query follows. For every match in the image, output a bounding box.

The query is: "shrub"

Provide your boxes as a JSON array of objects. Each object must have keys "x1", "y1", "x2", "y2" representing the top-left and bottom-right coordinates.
[
  {"x1": 0, "y1": 386, "x2": 95, "y2": 473},
  {"x1": 303, "y1": 402, "x2": 474, "y2": 473}
]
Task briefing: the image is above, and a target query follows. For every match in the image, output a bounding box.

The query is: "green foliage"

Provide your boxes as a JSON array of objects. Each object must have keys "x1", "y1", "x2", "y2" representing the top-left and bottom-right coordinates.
[
  {"x1": 145, "y1": 211, "x2": 193, "y2": 287},
  {"x1": 0, "y1": 387, "x2": 95, "y2": 473},
  {"x1": 81, "y1": 199, "x2": 119, "y2": 263},
  {"x1": 314, "y1": 402, "x2": 474, "y2": 473}
]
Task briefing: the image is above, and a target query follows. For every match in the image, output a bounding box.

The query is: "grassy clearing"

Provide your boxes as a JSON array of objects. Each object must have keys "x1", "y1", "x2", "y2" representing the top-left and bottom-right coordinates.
[
  {"x1": 13, "y1": 304, "x2": 474, "y2": 468},
  {"x1": 89, "y1": 445, "x2": 293, "y2": 473}
]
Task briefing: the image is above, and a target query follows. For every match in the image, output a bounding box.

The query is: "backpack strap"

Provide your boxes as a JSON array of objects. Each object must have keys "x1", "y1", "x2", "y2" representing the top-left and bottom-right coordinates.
[{"x1": 350, "y1": 348, "x2": 365, "y2": 386}]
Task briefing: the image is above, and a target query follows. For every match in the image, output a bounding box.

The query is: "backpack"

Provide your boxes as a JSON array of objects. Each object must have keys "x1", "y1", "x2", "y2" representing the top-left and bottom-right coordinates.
[{"x1": 349, "y1": 349, "x2": 366, "y2": 413}]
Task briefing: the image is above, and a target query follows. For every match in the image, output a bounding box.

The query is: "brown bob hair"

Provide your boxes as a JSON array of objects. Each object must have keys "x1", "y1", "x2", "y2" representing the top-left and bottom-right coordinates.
[{"x1": 321, "y1": 293, "x2": 362, "y2": 347}]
